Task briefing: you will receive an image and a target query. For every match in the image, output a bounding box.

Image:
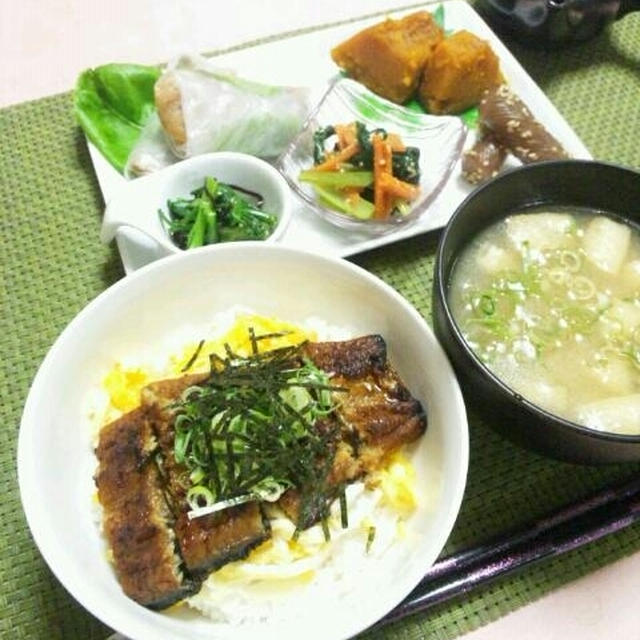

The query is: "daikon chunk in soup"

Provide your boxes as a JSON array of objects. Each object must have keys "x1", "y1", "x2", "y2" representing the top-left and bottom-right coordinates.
[{"x1": 448, "y1": 208, "x2": 640, "y2": 435}]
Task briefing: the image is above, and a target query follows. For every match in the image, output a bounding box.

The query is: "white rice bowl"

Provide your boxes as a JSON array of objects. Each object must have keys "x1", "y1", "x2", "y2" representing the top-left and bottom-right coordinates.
[{"x1": 18, "y1": 243, "x2": 468, "y2": 640}]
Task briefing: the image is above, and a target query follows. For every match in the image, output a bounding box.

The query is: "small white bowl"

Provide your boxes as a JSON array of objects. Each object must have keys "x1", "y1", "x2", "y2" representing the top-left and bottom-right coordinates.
[
  {"x1": 101, "y1": 152, "x2": 292, "y2": 255},
  {"x1": 18, "y1": 244, "x2": 468, "y2": 640}
]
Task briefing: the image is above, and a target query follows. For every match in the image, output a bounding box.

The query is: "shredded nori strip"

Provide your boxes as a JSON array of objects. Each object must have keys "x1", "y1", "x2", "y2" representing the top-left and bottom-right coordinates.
[
  {"x1": 181, "y1": 339, "x2": 205, "y2": 372},
  {"x1": 172, "y1": 332, "x2": 348, "y2": 532},
  {"x1": 339, "y1": 487, "x2": 348, "y2": 529},
  {"x1": 366, "y1": 526, "x2": 376, "y2": 553}
]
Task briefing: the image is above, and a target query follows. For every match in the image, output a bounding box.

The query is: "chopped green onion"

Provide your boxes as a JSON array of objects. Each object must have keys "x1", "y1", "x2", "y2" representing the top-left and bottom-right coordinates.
[
  {"x1": 479, "y1": 294, "x2": 496, "y2": 316},
  {"x1": 560, "y1": 249, "x2": 581, "y2": 272},
  {"x1": 252, "y1": 477, "x2": 285, "y2": 502},
  {"x1": 568, "y1": 275, "x2": 596, "y2": 301},
  {"x1": 171, "y1": 332, "x2": 347, "y2": 529},
  {"x1": 187, "y1": 485, "x2": 215, "y2": 510},
  {"x1": 189, "y1": 467, "x2": 205, "y2": 484}
]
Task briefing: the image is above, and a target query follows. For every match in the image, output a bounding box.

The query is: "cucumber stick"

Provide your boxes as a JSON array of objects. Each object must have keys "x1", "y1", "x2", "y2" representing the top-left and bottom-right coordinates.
[
  {"x1": 312, "y1": 184, "x2": 375, "y2": 220},
  {"x1": 299, "y1": 169, "x2": 373, "y2": 189}
]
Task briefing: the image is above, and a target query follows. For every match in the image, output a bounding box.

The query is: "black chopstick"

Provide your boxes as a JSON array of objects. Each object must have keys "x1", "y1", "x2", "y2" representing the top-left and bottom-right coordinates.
[
  {"x1": 420, "y1": 474, "x2": 640, "y2": 584},
  {"x1": 376, "y1": 473, "x2": 640, "y2": 628}
]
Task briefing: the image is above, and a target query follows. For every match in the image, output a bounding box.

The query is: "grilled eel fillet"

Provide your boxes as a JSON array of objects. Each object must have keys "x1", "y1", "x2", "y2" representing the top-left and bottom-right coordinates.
[
  {"x1": 141, "y1": 376, "x2": 270, "y2": 577},
  {"x1": 95, "y1": 334, "x2": 425, "y2": 607},
  {"x1": 95, "y1": 374, "x2": 270, "y2": 608},
  {"x1": 278, "y1": 335, "x2": 427, "y2": 526},
  {"x1": 94, "y1": 407, "x2": 198, "y2": 608}
]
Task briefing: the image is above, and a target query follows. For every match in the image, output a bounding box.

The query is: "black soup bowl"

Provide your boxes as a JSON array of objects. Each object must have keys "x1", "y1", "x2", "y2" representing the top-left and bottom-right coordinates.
[{"x1": 433, "y1": 160, "x2": 640, "y2": 464}]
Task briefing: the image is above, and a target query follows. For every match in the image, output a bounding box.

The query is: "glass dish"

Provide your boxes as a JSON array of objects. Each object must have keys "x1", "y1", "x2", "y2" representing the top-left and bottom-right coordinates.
[{"x1": 277, "y1": 77, "x2": 467, "y2": 234}]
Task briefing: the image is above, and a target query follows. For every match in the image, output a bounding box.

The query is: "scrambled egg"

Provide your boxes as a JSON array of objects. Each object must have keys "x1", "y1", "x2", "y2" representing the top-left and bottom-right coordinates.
[
  {"x1": 215, "y1": 521, "x2": 323, "y2": 585},
  {"x1": 372, "y1": 451, "x2": 418, "y2": 513},
  {"x1": 103, "y1": 313, "x2": 316, "y2": 416},
  {"x1": 170, "y1": 313, "x2": 316, "y2": 374},
  {"x1": 102, "y1": 364, "x2": 150, "y2": 413}
]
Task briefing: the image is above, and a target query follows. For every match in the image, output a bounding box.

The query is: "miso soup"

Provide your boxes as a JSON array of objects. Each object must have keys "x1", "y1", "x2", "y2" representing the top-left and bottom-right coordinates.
[{"x1": 449, "y1": 208, "x2": 640, "y2": 435}]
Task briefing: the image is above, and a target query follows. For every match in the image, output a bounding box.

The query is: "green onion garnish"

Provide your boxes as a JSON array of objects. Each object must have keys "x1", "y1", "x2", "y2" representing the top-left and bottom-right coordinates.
[
  {"x1": 479, "y1": 294, "x2": 495, "y2": 316},
  {"x1": 172, "y1": 331, "x2": 348, "y2": 530}
]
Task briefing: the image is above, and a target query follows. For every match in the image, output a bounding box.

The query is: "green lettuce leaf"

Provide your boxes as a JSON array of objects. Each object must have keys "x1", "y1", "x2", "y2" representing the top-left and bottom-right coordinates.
[{"x1": 74, "y1": 63, "x2": 161, "y2": 172}]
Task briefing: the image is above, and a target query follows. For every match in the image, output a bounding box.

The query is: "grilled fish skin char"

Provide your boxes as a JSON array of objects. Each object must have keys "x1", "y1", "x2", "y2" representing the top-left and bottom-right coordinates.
[
  {"x1": 305, "y1": 335, "x2": 426, "y2": 471},
  {"x1": 303, "y1": 334, "x2": 388, "y2": 379},
  {"x1": 141, "y1": 373, "x2": 208, "y2": 506},
  {"x1": 173, "y1": 504, "x2": 270, "y2": 576},
  {"x1": 279, "y1": 335, "x2": 427, "y2": 526},
  {"x1": 94, "y1": 406, "x2": 197, "y2": 609}
]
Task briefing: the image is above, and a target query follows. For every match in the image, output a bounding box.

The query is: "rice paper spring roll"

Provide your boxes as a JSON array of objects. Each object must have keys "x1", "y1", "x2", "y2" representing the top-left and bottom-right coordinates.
[
  {"x1": 125, "y1": 112, "x2": 180, "y2": 178},
  {"x1": 153, "y1": 54, "x2": 310, "y2": 160}
]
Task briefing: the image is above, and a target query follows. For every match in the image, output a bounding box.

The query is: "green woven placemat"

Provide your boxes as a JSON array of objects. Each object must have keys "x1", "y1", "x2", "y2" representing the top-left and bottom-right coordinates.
[{"x1": 2, "y1": 6, "x2": 640, "y2": 640}]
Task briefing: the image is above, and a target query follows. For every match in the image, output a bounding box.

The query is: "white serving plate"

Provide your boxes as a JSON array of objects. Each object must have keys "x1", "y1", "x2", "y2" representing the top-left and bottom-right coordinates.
[
  {"x1": 87, "y1": 0, "x2": 591, "y2": 273},
  {"x1": 18, "y1": 244, "x2": 469, "y2": 640}
]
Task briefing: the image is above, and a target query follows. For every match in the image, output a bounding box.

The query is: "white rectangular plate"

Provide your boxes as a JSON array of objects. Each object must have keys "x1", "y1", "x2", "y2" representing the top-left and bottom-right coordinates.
[{"x1": 87, "y1": 0, "x2": 591, "y2": 274}]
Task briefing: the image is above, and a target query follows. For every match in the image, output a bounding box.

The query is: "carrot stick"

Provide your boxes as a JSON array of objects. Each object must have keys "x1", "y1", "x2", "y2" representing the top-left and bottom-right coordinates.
[
  {"x1": 379, "y1": 172, "x2": 420, "y2": 200},
  {"x1": 335, "y1": 123, "x2": 357, "y2": 149},
  {"x1": 373, "y1": 134, "x2": 393, "y2": 218},
  {"x1": 386, "y1": 133, "x2": 406, "y2": 152},
  {"x1": 315, "y1": 142, "x2": 360, "y2": 172}
]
